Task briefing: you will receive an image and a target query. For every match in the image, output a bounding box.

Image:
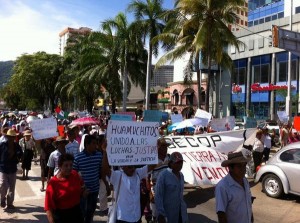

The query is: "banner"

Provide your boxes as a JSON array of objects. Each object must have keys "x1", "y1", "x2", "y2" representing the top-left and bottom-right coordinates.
[
  {"x1": 166, "y1": 129, "x2": 256, "y2": 186},
  {"x1": 171, "y1": 146, "x2": 229, "y2": 185},
  {"x1": 29, "y1": 118, "x2": 58, "y2": 140},
  {"x1": 106, "y1": 120, "x2": 160, "y2": 166}
]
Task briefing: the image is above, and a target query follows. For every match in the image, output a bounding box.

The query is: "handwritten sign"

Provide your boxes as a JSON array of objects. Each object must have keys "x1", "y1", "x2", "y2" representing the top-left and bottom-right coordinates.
[
  {"x1": 166, "y1": 128, "x2": 256, "y2": 186},
  {"x1": 107, "y1": 120, "x2": 160, "y2": 166},
  {"x1": 29, "y1": 118, "x2": 58, "y2": 140},
  {"x1": 143, "y1": 110, "x2": 162, "y2": 123},
  {"x1": 111, "y1": 114, "x2": 133, "y2": 121},
  {"x1": 170, "y1": 146, "x2": 228, "y2": 185}
]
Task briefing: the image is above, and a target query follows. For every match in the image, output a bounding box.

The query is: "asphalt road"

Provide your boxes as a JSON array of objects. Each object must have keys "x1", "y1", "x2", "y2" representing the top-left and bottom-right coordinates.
[{"x1": 1, "y1": 165, "x2": 300, "y2": 223}]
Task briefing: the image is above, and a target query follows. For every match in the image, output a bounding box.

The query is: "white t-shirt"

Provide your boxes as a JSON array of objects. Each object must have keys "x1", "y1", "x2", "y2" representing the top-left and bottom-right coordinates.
[{"x1": 109, "y1": 166, "x2": 148, "y2": 222}]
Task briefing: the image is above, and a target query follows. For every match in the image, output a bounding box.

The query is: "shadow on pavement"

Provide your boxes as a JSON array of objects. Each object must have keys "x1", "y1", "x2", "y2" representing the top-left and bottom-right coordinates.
[
  {"x1": 184, "y1": 186, "x2": 215, "y2": 208},
  {"x1": 188, "y1": 212, "x2": 217, "y2": 223}
]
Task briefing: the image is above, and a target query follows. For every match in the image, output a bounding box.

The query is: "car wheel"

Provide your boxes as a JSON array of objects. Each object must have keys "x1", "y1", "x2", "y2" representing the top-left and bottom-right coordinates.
[{"x1": 262, "y1": 174, "x2": 283, "y2": 198}]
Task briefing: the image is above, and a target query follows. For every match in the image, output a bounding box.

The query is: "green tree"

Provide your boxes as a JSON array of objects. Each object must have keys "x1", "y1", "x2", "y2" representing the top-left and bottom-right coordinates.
[
  {"x1": 155, "y1": 0, "x2": 244, "y2": 111},
  {"x1": 127, "y1": 0, "x2": 166, "y2": 110},
  {"x1": 102, "y1": 12, "x2": 147, "y2": 111},
  {"x1": 6, "y1": 52, "x2": 63, "y2": 110}
]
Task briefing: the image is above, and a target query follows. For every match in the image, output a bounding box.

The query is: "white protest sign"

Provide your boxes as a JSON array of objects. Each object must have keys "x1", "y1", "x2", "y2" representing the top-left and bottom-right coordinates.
[
  {"x1": 29, "y1": 118, "x2": 58, "y2": 140},
  {"x1": 106, "y1": 120, "x2": 160, "y2": 166},
  {"x1": 210, "y1": 118, "x2": 227, "y2": 132},
  {"x1": 170, "y1": 146, "x2": 228, "y2": 185},
  {"x1": 171, "y1": 114, "x2": 183, "y2": 124},
  {"x1": 226, "y1": 116, "x2": 236, "y2": 130},
  {"x1": 195, "y1": 109, "x2": 212, "y2": 120},
  {"x1": 277, "y1": 111, "x2": 288, "y2": 123}
]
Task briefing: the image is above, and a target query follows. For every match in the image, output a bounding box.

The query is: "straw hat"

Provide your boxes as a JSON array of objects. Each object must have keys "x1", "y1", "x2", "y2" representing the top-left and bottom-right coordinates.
[
  {"x1": 52, "y1": 136, "x2": 68, "y2": 147},
  {"x1": 221, "y1": 152, "x2": 250, "y2": 167},
  {"x1": 6, "y1": 129, "x2": 17, "y2": 137},
  {"x1": 23, "y1": 130, "x2": 32, "y2": 136}
]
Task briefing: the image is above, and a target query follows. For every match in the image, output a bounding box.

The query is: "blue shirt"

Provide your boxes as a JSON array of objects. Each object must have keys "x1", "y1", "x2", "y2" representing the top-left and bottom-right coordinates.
[
  {"x1": 0, "y1": 141, "x2": 23, "y2": 174},
  {"x1": 73, "y1": 150, "x2": 102, "y2": 193},
  {"x1": 66, "y1": 140, "x2": 79, "y2": 157},
  {"x1": 215, "y1": 174, "x2": 253, "y2": 223},
  {"x1": 155, "y1": 168, "x2": 188, "y2": 223}
]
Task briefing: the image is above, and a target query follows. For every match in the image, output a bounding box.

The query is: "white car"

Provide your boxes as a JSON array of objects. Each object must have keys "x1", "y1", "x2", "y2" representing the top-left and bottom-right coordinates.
[{"x1": 254, "y1": 142, "x2": 300, "y2": 198}]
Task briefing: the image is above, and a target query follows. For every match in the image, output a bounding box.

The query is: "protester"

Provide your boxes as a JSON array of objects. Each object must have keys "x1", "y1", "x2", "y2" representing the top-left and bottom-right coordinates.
[
  {"x1": 47, "y1": 136, "x2": 68, "y2": 181},
  {"x1": 73, "y1": 135, "x2": 103, "y2": 223},
  {"x1": 149, "y1": 138, "x2": 170, "y2": 222},
  {"x1": 280, "y1": 123, "x2": 289, "y2": 148},
  {"x1": 0, "y1": 129, "x2": 23, "y2": 209},
  {"x1": 19, "y1": 130, "x2": 36, "y2": 180},
  {"x1": 40, "y1": 138, "x2": 55, "y2": 192},
  {"x1": 155, "y1": 152, "x2": 188, "y2": 223},
  {"x1": 65, "y1": 128, "x2": 80, "y2": 157},
  {"x1": 215, "y1": 151, "x2": 254, "y2": 223},
  {"x1": 101, "y1": 144, "x2": 159, "y2": 223},
  {"x1": 252, "y1": 129, "x2": 264, "y2": 172},
  {"x1": 45, "y1": 153, "x2": 85, "y2": 223},
  {"x1": 0, "y1": 127, "x2": 9, "y2": 143},
  {"x1": 96, "y1": 135, "x2": 111, "y2": 216},
  {"x1": 262, "y1": 128, "x2": 272, "y2": 162}
]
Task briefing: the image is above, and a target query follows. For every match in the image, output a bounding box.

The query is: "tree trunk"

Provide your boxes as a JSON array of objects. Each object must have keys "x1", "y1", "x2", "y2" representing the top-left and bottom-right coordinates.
[
  {"x1": 205, "y1": 55, "x2": 211, "y2": 112},
  {"x1": 111, "y1": 99, "x2": 116, "y2": 114},
  {"x1": 145, "y1": 42, "x2": 152, "y2": 110},
  {"x1": 122, "y1": 49, "x2": 128, "y2": 112},
  {"x1": 86, "y1": 96, "x2": 94, "y2": 113},
  {"x1": 195, "y1": 53, "x2": 201, "y2": 108}
]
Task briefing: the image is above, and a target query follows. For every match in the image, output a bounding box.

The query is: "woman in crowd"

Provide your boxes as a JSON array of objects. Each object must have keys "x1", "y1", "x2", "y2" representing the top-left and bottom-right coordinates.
[
  {"x1": 19, "y1": 130, "x2": 36, "y2": 180},
  {"x1": 45, "y1": 153, "x2": 85, "y2": 223}
]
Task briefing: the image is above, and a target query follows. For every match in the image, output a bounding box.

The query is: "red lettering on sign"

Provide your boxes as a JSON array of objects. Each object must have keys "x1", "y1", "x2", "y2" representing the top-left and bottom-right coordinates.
[{"x1": 191, "y1": 167, "x2": 203, "y2": 180}]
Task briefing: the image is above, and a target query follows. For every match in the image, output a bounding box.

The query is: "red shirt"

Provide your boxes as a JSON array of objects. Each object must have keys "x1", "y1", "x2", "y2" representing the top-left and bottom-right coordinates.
[{"x1": 45, "y1": 170, "x2": 83, "y2": 211}]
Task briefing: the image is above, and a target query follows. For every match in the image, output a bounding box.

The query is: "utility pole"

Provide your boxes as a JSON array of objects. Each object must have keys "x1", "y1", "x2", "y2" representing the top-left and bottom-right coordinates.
[{"x1": 286, "y1": 0, "x2": 293, "y2": 120}]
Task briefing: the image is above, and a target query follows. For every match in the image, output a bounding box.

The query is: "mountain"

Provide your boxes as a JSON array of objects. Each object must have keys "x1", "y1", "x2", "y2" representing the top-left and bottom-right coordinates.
[{"x1": 0, "y1": 61, "x2": 14, "y2": 86}]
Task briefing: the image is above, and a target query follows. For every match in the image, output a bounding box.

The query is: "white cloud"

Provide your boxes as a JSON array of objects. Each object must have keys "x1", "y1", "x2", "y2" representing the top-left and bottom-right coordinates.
[{"x1": 0, "y1": 0, "x2": 80, "y2": 61}]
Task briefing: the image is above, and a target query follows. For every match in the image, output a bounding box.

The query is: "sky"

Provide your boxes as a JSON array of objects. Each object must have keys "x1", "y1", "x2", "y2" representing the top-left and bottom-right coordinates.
[{"x1": 0, "y1": 0, "x2": 174, "y2": 61}]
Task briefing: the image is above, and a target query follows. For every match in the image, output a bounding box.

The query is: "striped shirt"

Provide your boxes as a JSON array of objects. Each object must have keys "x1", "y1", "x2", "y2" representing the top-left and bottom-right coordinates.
[
  {"x1": 73, "y1": 150, "x2": 102, "y2": 193},
  {"x1": 66, "y1": 140, "x2": 79, "y2": 157}
]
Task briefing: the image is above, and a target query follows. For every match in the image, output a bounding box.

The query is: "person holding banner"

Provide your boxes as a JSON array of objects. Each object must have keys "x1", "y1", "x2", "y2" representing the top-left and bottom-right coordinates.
[
  {"x1": 215, "y1": 151, "x2": 253, "y2": 223},
  {"x1": 101, "y1": 145, "x2": 158, "y2": 223},
  {"x1": 155, "y1": 152, "x2": 188, "y2": 223}
]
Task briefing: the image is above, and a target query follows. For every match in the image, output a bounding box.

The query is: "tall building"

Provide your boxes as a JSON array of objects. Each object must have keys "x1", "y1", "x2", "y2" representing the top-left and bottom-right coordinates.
[
  {"x1": 150, "y1": 65, "x2": 173, "y2": 87},
  {"x1": 59, "y1": 27, "x2": 92, "y2": 56},
  {"x1": 220, "y1": 0, "x2": 300, "y2": 120}
]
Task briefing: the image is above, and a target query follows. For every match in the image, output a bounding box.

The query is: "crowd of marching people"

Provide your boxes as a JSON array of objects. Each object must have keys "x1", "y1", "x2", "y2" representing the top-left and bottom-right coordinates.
[{"x1": 0, "y1": 109, "x2": 300, "y2": 223}]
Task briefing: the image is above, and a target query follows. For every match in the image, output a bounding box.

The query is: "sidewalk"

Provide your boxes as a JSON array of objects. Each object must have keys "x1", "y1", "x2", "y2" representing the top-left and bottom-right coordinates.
[{"x1": 0, "y1": 164, "x2": 108, "y2": 223}]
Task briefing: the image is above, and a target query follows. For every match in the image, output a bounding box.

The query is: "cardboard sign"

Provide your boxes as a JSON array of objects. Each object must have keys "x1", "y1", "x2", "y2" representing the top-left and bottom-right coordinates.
[
  {"x1": 195, "y1": 109, "x2": 212, "y2": 120},
  {"x1": 29, "y1": 118, "x2": 58, "y2": 140},
  {"x1": 277, "y1": 111, "x2": 288, "y2": 123},
  {"x1": 143, "y1": 110, "x2": 162, "y2": 123},
  {"x1": 106, "y1": 120, "x2": 160, "y2": 166},
  {"x1": 116, "y1": 112, "x2": 136, "y2": 121},
  {"x1": 111, "y1": 114, "x2": 133, "y2": 121}
]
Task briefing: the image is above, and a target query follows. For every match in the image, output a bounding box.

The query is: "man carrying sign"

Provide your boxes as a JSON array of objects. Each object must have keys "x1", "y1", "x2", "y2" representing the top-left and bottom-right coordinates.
[{"x1": 102, "y1": 140, "x2": 165, "y2": 223}]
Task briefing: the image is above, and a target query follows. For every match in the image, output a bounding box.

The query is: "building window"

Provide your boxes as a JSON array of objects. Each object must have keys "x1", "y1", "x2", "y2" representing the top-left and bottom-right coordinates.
[
  {"x1": 252, "y1": 55, "x2": 271, "y2": 84},
  {"x1": 296, "y1": 6, "x2": 300, "y2": 14},
  {"x1": 278, "y1": 12, "x2": 284, "y2": 18},
  {"x1": 173, "y1": 90, "x2": 179, "y2": 105},
  {"x1": 241, "y1": 20, "x2": 244, "y2": 25},
  {"x1": 272, "y1": 14, "x2": 277, "y2": 20},
  {"x1": 259, "y1": 18, "x2": 264, "y2": 24},
  {"x1": 245, "y1": 12, "x2": 248, "y2": 17},
  {"x1": 245, "y1": 21, "x2": 248, "y2": 26},
  {"x1": 233, "y1": 59, "x2": 247, "y2": 86},
  {"x1": 254, "y1": 20, "x2": 259, "y2": 25},
  {"x1": 276, "y1": 52, "x2": 298, "y2": 82},
  {"x1": 265, "y1": 16, "x2": 271, "y2": 22},
  {"x1": 249, "y1": 21, "x2": 253, "y2": 27},
  {"x1": 241, "y1": 11, "x2": 244, "y2": 16}
]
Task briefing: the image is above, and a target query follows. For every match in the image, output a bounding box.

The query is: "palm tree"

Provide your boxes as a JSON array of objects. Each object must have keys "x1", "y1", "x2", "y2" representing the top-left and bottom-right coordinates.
[
  {"x1": 102, "y1": 13, "x2": 147, "y2": 111},
  {"x1": 127, "y1": 0, "x2": 166, "y2": 110},
  {"x1": 155, "y1": 0, "x2": 244, "y2": 111}
]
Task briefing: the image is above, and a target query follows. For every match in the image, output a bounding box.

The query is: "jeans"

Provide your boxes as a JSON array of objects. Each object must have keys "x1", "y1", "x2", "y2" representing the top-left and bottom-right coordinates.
[
  {"x1": 0, "y1": 172, "x2": 17, "y2": 206},
  {"x1": 81, "y1": 191, "x2": 98, "y2": 223}
]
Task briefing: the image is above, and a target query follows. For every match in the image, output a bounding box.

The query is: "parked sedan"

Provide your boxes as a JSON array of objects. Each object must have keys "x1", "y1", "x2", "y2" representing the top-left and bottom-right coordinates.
[{"x1": 254, "y1": 142, "x2": 300, "y2": 198}]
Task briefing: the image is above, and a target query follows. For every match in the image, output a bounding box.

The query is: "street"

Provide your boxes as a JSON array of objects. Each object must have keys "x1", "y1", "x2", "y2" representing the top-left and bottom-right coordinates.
[{"x1": 1, "y1": 164, "x2": 300, "y2": 223}]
